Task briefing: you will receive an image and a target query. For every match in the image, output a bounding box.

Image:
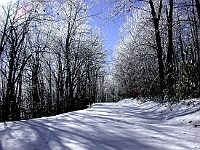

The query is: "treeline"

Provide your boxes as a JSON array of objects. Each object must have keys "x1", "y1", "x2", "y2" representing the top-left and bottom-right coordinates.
[
  {"x1": 0, "y1": 0, "x2": 106, "y2": 121},
  {"x1": 112, "y1": 0, "x2": 200, "y2": 102}
]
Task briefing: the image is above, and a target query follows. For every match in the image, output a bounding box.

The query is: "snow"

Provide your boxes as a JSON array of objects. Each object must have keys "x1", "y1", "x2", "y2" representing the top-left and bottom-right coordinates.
[{"x1": 0, "y1": 98, "x2": 200, "y2": 150}]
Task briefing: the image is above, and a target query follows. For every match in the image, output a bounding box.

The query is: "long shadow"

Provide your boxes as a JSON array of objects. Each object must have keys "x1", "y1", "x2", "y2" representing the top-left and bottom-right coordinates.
[
  {"x1": 0, "y1": 102, "x2": 199, "y2": 150},
  {"x1": 12, "y1": 117, "x2": 151, "y2": 149}
]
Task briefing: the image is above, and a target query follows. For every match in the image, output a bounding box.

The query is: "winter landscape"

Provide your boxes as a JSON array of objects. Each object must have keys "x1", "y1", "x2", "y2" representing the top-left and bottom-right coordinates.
[
  {"x1": 1, "y1": 0, "x2": 200, "y2": 149},
  {"x1": 0, "y1": 98, "x2": 200, "y2": 150}
]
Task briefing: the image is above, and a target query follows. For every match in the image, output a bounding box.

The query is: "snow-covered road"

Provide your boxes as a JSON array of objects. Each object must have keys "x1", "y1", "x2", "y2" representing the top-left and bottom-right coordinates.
[{"x1": 0, "y1": 99, "x2": 200, "y2": 150}]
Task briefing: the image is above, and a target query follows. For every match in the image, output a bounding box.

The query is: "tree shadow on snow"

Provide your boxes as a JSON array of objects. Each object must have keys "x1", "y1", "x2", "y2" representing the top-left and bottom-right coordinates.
[{"x1": 0, "y1": 103, "x2": 199, "y2": 150}]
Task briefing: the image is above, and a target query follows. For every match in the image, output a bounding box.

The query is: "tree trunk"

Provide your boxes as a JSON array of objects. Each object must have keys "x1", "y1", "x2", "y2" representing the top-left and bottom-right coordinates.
[
  {"x1": 4, "y1": 45, "x2": 16, "y2": 121},
  {"x1": 65, "y1": 37, "x2": 74, "y2": 111},
  {"x1": 32, "y1": 56, "x2": 40, "y2": 118},
  {"x1": 195, "y1": 0, "x2": 200, "y2": 21},
  {"x1": 149, "y1": 0, "x2": 165, "y2": 99},
  {"x1": 166, "y1": 0, "x2": 175, "y2": 100}
]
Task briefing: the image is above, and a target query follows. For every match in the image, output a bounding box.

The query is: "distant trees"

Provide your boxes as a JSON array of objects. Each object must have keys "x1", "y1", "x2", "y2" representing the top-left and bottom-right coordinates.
[
  {"x1": 0, "y1": 0, "x2": 106, "y2": 121},
  {"x1": 111, "y1": 0, "x2": 200, "y2": 102},
  {"x1": 113, "y1": 8, "x2": 159, "y2": 99}
]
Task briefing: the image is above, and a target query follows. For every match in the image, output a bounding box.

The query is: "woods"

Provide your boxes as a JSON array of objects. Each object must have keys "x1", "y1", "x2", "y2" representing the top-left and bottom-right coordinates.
[
  {"x1": 0, "y1": 0, "x2": 200, "y2": 122},
  {"x1": 0, "y1": 0, "x2": 106, "y2": 121},
  {"x1": 112, "y1": 0, "x2": 200, "y2": 102}
]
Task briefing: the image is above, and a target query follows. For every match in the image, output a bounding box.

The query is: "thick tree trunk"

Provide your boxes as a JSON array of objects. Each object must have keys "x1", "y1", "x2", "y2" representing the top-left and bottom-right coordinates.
[
  {"x1": 4, "y1": 46, "x2": 16, "y2": 121},
  {"x1": 166, "y1": 0, "x2": 175, "y2": 100},
  {"x1": 65, "y1": 37, "x2": 75, "y2": 111}
]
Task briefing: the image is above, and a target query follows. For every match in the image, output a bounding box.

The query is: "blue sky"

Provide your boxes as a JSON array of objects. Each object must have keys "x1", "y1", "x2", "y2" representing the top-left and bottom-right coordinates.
[
  {"x1": 89, "y1": 0, "x2": 145, "y2": 62},
  {"x1": 0, "y1": 0, "x2": 122, "y2": 61},
  {"x1": 89, "y1": 1, "x2": 124, "y2": 62}
]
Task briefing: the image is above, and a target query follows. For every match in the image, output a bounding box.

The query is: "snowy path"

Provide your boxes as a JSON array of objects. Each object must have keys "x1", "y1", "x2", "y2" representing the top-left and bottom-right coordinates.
[{"x1": 0, "y1": 99, "x2": 200, "y2": 150}]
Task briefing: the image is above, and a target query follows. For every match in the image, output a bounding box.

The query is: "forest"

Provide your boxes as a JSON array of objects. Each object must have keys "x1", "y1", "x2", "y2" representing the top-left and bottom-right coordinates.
[
  {"x1": 113, "y1": 0, "x2": 200, "y2": 102},
  {"x1": 0, "y1": 0, "x2": 200, "y2": 122}
]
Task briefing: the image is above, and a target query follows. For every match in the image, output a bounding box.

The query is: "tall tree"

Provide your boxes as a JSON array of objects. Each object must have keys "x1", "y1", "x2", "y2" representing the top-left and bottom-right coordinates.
[
  {"x1": 0, "y1": 0, "x2": 38, "y2": 121},
  {"x1": 112, "y1": 0, "x2": 200, "y2": 101},
  {"x1": 165, "y1": 0, "x2": 175, "y2": 100},
  {"x1": 149, "y1": 0, "x2": 165, "y2": 98},
  {"x1": 109, "y1": 0, "x2": 165, "y2": 98}
]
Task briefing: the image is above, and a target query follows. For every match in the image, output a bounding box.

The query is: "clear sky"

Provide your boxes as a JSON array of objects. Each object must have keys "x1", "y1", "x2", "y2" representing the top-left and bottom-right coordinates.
[{"x1": 89, "y1": 0, "x2": 124, "y2": 62}]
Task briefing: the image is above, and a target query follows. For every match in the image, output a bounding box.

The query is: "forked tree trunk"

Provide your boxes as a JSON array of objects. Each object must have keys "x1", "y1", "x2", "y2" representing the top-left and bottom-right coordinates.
[{"x1": 149, "y1": 0, "x2": 165, "y2": 99}]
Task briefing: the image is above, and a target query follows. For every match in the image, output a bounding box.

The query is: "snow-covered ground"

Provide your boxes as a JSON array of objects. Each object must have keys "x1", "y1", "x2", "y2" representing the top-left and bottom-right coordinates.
[{"x1": 0, "y1": 98, "x2": 200, "y2": 150}]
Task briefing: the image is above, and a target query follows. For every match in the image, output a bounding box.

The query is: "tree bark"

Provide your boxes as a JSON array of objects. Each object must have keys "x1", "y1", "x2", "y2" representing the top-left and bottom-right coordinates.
[{"x1": 166, "y1": 0, "x2": 175, "y2": 99}]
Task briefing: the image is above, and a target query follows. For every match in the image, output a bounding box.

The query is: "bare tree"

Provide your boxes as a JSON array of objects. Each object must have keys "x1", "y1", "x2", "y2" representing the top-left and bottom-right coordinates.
[
  {"x1": 0, "y1": 0, "x2": 38, "y2": 121},
  {"x1": 111, "y1": 0, "x2": 200, "y2": 101}
]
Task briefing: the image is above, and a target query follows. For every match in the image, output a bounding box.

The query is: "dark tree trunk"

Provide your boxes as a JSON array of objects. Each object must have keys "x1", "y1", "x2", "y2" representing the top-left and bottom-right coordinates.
[
  {"x1": 65, "y1": 37, "x2": 74, "y2": 111},
  {"x1": 149, "y1": 0, "x2": 165, "y2": 99},
  {"x1": 195, "y1": 0, "x2": 200, "y2": 21},
  {"x1": 4, "y1": 44, "x2": 16, "y2": 121},
  {"x1": 166, "y1": 0, "x2": 175, "y2": 99},
  {"x1": 32, "y1": 55, "x2": 40, "y2": 118}
]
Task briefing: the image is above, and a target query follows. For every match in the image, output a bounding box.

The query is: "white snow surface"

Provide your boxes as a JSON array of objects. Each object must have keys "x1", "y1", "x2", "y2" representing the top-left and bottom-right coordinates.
[{"x1": 0, "y1": 98, "x2": 200, "y2": 150}]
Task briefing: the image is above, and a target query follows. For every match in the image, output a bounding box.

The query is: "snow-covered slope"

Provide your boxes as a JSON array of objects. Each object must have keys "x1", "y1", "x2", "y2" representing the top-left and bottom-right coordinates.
[{"x1": 0, "y1": 98, "x2": 200, "y2": 150}]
